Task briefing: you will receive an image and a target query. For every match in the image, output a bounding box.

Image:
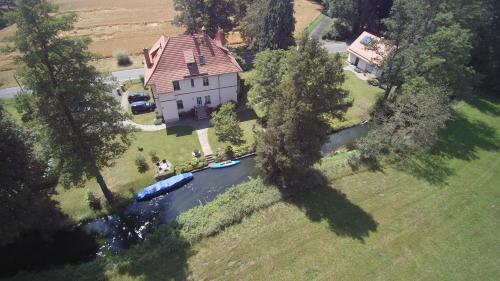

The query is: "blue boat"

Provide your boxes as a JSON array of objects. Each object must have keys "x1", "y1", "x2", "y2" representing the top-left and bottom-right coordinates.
[
  {"x1": 211, "y1": 160, "x2": 241, "y2": 169},
  {"x1": 136, "y1": 172, "x2": 193, "y2": 201}
]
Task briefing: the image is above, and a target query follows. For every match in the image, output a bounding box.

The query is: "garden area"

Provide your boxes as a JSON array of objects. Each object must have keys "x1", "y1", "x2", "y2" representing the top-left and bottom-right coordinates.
[{"x1": 54, "y1": 126, "x2": 201, "y2": 221}]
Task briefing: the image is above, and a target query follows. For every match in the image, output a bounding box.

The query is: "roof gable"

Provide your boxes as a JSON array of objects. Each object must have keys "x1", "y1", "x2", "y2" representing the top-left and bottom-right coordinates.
[{"x1": 144, "y1": 33, "x2": 242, "y2": 94}]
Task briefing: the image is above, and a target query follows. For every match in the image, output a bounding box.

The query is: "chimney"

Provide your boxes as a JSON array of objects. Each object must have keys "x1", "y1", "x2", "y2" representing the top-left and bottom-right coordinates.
[
  {"x1": 200, "y1": 26, "x2": 207, "y2": 45},
  {"x1": 143, "y1": 48, "x2": 152, "y2": 68},
  {"x1": 215, "y1": 27, "x2": 226, "y2": 47}
]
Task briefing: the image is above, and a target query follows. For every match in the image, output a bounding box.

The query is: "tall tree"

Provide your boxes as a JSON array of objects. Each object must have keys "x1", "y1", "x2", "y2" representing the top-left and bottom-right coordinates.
[
  {"x1": 211, "y1": 102, "x2": 244, "y2": 146},
  {"x1": 257, "y1": 35, "x2": 350, "y2": 185},
  {"x1": 357, "y1": 0, "x2": 475, "y2": 161},
  {"x1": 328, "y1": 0, "x2": 393, "y2": 38},
  {"x1": 241, "y1": 0, "x2": 296, "y2": 50},
  {"x1": 246, "y1": 49, "x2": 288, "y2": 116},
  {"x1": 258, "y1": 0, "x2": 295, "y2": 50},
  {"x1": 5, "y1": 0, "x2": 133, "y2": 203},
  {"x1": 239, "y1": 0, "x2": 266, "y2": 49},
  {"x1": 0, "y1": 104, "x2": 63, "y2": 245},
  {"x1": 173, "y1": 0, "x2": 238, "y2": 36}
]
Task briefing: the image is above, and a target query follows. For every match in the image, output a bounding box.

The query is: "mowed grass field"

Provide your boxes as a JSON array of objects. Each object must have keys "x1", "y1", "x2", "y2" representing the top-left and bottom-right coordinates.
[
  {"x1": 183, "y1": 98, "x2": 500, "y2": 280},
  {"x1": 0, "y1": 0, "x2": 321, "y2": 88}
]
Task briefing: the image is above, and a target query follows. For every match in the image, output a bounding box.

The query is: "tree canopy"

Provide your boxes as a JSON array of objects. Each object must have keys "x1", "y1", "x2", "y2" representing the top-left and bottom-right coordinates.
[
  {"x1": 211, "y1": 102, "x2": 244, "y2": 146},
  {"x1": 257, "y1": 35, "x2": 350, "y2": 186},
  {"x1": 326, "y1": 0, "x2": 393, "y2": 38},
  {"x1": 246, "y1": 49, "x2": 288, "y2": 116},
  {"x1": 5, "y1": 0, "x2": 134, "y2": 203},
  {"x1": 240, "y1": 0, "x2": 295, "y2": 50},
  {"x1": 0, "y1": 105, "x2": 63, "y2": 245},
  {"x1": 173, "y1": 0, "x2": 245, "y2": 36},
  {"x1": 356, "y1": 0, "x2": 482, "y2": 162}
]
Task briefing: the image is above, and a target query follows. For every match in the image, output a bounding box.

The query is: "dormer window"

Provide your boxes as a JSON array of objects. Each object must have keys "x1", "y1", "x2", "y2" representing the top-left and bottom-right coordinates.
[{"x1": 199, "y1": 55, "x2": 206, "y2": 65}]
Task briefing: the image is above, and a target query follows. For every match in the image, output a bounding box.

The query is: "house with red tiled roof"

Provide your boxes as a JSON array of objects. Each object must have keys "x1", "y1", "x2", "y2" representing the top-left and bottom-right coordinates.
[
  {"x1": 347, "y1": 31, "x2": 388, "y2": 77},
  {"x1": 144, "y1": 28, "x2": 242, "y2": 123}
]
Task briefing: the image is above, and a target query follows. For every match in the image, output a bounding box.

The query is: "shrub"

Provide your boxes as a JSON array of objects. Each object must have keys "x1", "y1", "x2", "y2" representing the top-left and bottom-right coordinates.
[
  {"x1": 155, "y1": 169, "x2": 176, "y2": 181},
  {"x1": 149, "y1": 150, "x2": 160, "y2": 163},
  {"x1": 135, "y1": 156, "x2": 149, "y2": 173},
  {"x1": 86, "y1": 191, "x2": 102, "y2": 212},
  {"x1": 139, "y1": 74, "x2": 145, "y2": 86},
  {"x1": 367, "y1": 78, "x2": 380, "y2": 86},
  {"x1": 177, "y1": 177, "x2": 283, "y2": 241},
  {"x1": 113, "y1": 50, "x2": 131, "y2": 66},
  {"x1": 153, "y1": 118, "x2": 163, "y2": 125}
]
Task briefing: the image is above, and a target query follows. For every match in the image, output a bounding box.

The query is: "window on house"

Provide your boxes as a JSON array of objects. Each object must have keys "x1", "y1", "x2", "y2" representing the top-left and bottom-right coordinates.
[
  {"x1": 204, "y1": 95, "x2": 211, "y2": 104},
  {"x1": 191, "y1": 79, "x2": 195, "y2": 87},
  {"x1": 176, "y1": 100, "x2": 184, "y2": 109},
  {"x1": 203, "y1": 77, "x2": 209, "y2": 86},
  {"x1": 173, "y1": 81, "x2": 180, "y2": 91},
  {"x1": 199, "y1": 55, "x2": 206, "y2": 65}
]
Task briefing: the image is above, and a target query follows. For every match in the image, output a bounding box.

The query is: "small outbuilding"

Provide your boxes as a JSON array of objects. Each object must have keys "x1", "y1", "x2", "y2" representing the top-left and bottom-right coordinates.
[{"x1": 347, "y1": 31, "x2": 388, "y2": 77}]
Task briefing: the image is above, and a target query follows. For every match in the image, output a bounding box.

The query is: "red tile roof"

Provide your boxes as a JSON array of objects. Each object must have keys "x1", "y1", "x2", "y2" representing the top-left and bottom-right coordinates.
[
  {"x1": 144, "y1": 33, "x2": 242, "y2": 94},
  {"x1": 347, "y1": 31, "x2": 388, "y2": 66}
]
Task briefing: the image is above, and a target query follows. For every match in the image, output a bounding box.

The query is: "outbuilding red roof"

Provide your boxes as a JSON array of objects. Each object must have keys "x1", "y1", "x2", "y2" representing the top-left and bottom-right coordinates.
[
  {"x1": 144, "y1": 32, "x2": 242, "y2": 94},
  {"x1": 347, "y1": 31, "x2": 388, "y2": 66}
]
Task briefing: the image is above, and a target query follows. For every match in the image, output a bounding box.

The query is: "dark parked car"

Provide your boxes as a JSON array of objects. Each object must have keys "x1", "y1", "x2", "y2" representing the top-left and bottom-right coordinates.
[
  {"x1": 131, "y1": 101, "x2": 156, "y2": 114},
  {"x1": 128, "y1": 92, "x2": 150, "y2": 103}
]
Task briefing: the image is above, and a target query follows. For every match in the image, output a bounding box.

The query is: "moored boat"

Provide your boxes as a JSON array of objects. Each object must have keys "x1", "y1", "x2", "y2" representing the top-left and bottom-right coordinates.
[
  {"x1": 136, "y1": 172, "x2": 193, "y2": 201},
  {"x1": 211, "y1": 160, "x2": 241, "y2": 169}
]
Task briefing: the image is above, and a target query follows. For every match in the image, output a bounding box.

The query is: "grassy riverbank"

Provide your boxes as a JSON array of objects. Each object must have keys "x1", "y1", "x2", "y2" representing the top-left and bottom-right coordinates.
[{"x1": 5, "y1": 97, "x2": 499, "y2": 280}]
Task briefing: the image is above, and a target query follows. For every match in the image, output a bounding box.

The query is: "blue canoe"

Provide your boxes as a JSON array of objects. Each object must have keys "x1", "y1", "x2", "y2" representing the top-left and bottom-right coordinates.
[
  {"x1": 136, "y1": 172, "x2": 193, "y2": 201},
  {"x1": 211, "y1": 160, "x2": 241, "y2": 169}
]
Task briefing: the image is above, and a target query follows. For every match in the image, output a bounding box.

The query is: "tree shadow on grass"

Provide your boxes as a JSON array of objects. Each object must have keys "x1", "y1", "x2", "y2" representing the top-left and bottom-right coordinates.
[
  {"x1": 397, "y1": 106, "x2": 499, "y2": 185},
  {"x1": 166, "y1": 126, "x2": 195, "y2": 137},
  {"x1": 286, "y1": 170, "x2": 378, "y2": 242},
  {"x1": 237, "y1": 108, "x2": 258, "y2": 122},
  {"x1": 469, "y1": 96, "x2": 500, "y2": 117}
]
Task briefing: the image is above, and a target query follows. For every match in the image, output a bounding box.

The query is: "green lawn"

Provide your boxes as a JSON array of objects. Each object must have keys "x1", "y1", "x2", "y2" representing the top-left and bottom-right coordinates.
[
  {"x1": 127, "y1": 105, "x2": 157, "y2": 125},
  {"x1": 184, "y1": 98, "x2": 500, "y2": 280},
  {"x1": 208, "y1": 108, "x2": 259, "y2": 151},
  {"x1": 329, "y1": 70, "x2": 383, "y2": 130},
  {"x1": 54, "y1": 126, "x2": 201, "y2": 221}
]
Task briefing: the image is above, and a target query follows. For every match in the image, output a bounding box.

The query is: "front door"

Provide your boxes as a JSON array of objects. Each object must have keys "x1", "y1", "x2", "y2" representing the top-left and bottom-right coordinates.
[
  {"x1": 196, "y1": 97, "x2": 203, "y2": 106},
  {"x1": 354, "y1": 57, "x2": 360, "y2": 67}
]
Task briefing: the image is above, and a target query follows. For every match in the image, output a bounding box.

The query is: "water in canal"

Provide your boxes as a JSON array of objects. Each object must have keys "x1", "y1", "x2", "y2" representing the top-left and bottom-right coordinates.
[{"x1": 85, "y1": 156, "x2": 259, "y2": 254}]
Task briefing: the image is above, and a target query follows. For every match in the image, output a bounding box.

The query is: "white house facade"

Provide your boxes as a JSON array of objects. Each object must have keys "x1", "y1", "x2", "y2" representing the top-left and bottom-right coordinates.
[
  {"x1": 151, "y1": 73, "x2": 239, "y2": 122},
  {"x1": 144, "y1": 29, "x2": 242, "y2": 123}
]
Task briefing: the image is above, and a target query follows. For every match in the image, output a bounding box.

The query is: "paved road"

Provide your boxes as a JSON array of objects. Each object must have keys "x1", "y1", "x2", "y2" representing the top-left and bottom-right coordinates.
[
  {"x1": 310, "y1": 15, "x2": 333, "y2": 39},
  {"x1": 0, "y1": 67, "x2": 145, "y2": 100},
  {"x1": 308, "y1": 15, "x2": 349, "y2": 54},
  {"x1": 323, "y1": 41, "x2": 348, "y2": 53}
]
